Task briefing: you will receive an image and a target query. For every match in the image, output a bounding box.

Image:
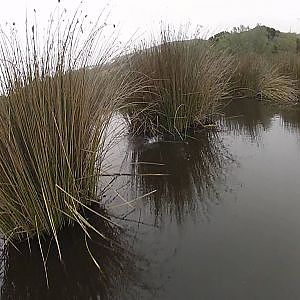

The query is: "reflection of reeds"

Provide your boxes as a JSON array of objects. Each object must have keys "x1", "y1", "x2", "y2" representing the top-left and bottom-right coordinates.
[
  {"x1": 124, "y1": 26, "x2": 234, "y2": 137},
  {"x1": 0, "y1": 208, "x2": 140, "y2": 300},
  {"x1": 279, "y1": 105, "x2": 300, "y2": 134},
  {"x1": 130, "y1": 132, "x2": 232, "y2": 224},
  {"x1": 220, "y1": 99, "x2": 277, "y2": 141}
]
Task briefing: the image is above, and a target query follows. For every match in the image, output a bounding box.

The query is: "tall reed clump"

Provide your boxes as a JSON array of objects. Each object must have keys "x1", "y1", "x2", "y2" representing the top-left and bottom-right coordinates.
[
  {"x1": 271, "y1": 53, "x2": 300, "y2": 95},
  {"x1": 232, "y1": 53, "x2": 264, "y2": 98},
  {"x1": 124, "y1": 26, "x2": 234, "y2": 138},
  {"x1": 0, "y1": 13, "x2": 134, "y2": 252},
  {"x1": 258, "y1": 66, "x2": 298, "y2": 104},
  {"x1": 233, "y1": 53, "x2": 298, "y2": 104}
]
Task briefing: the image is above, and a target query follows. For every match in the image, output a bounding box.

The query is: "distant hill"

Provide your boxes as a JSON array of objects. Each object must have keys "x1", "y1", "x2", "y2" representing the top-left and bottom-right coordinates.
[{"x1": 209, "y1": 25, "x2": 300, "y2": 54}]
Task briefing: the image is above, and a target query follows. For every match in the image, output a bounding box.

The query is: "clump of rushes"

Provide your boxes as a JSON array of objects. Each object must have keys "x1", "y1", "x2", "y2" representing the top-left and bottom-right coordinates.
[
  {"x1": 271, "y1": 53, "x2": 300, "y2": 95},
  {"x1": 0, "y1": 12, "x2": 135, "y2": 255},
  {"x1": 232, "y1": 53, "x2": 264, "y2": 98},
  {"x1": 233, "y1": 53, "x2": 298, "y2": 104},
  {"x1": 258, "y1": 66, "x2": 298, "y2": 104},
  {"x1": 124, "y1": 26, "x2": 234, "y2": 138}
]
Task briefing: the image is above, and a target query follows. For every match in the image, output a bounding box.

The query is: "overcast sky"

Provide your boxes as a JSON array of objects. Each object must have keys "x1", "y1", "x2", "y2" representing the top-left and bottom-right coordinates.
[{"x1": 0, "y1": 0, "x2": 299, "y2": 41}]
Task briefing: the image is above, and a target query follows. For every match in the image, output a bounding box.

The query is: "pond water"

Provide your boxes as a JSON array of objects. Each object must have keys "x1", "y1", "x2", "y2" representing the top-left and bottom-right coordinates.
[{"x1": 2, "y1": 99, "x2": 300, "y2": 299}]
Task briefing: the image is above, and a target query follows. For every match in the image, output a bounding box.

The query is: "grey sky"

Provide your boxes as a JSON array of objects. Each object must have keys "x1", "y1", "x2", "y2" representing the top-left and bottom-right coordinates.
[{"x1": 0, "y1": 0, "x2": 299, "y2": 41}]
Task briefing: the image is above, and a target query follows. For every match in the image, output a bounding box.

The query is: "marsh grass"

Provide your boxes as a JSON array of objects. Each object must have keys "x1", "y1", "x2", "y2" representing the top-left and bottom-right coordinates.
[
  {"x1": 124, "y1": 26, "x2": 234, "y2": 138},
  {"x1": 0, "y1": 11, "x2": 137, "y2": 265},
  {"x1": 233, "y1": 54, "x2": 298, "y2": 104},
  {"x1": 232, "y1": 54, "x2": 264, "y2": 97},
  {"x1": 258, "y1": 66, "x2": 298, "y2": 104},
  {"x1": 272, "y1": 53, "x2": 300, "y2": 94}
]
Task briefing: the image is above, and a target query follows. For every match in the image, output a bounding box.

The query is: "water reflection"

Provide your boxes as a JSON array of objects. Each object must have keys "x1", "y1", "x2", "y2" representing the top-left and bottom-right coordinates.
[
  {"x1": 131, "y1": 132, "x2": 233, "y2": 224},
  {"x1": 279, "y1": 104, "x2": 300, "y2": 134},
  {"x1": 4, "y1": 100, "x2": 300, "y2": 300},
  {"x1": 125, "y1": 100, "x2": 300, "y2": 300},
  {"x1": 0, "y1": 207, "x2": 142, "y2": 300},
  {"x1": 221, "y1": 99, "x2": 278, "y2": 141}
]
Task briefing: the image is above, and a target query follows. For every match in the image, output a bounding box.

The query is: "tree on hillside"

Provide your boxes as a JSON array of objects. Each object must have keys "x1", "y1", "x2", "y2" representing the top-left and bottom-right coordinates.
[
  {"x1": 231, "y1": 25, "x2": 250, "y2": 33},
  {"x1": 208, "y1": 31, "x2": 230, "y2": 42}
]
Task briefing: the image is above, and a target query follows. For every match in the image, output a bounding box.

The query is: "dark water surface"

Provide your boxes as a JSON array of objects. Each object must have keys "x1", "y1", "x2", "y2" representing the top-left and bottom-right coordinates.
[{"x1": 2, "y1": 100, "x2": 300, "y2": 299}]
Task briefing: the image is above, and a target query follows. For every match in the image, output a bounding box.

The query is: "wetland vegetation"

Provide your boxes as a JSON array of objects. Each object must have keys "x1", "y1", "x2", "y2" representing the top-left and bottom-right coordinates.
[{"x1": 0, "y1": 5, "x2": 300, "y2": 299}]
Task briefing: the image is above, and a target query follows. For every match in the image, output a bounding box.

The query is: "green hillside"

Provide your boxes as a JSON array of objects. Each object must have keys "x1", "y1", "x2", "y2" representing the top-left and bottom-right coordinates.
[{"x1": 210, "y1": 25, "x2": 300, "y2": 54}]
